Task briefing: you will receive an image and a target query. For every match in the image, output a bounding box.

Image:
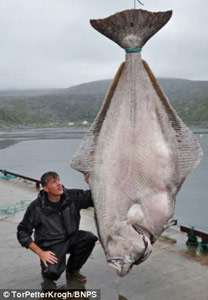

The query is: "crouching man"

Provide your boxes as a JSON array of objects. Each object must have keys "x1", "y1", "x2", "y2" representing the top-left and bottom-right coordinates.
[{"x1": 17, "y1": 171, "x2": 97, "y2": 282}]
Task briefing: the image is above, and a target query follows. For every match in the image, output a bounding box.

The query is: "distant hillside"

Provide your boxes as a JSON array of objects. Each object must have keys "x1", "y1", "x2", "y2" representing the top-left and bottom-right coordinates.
[
  {"x1": 0, "y1": 88, "x2": 61, "y2": 97},
  {"x1": 0, "y1": 77, "x2": 208, "y2": 128},
  {"x1": 66, "y1": 78, "x2": 208, "y2": 103},
  {"x1": 0, "y1": 108, "x2": 22, "y2": 126},
  {"x1": 65, "y1": 80, "x2": 111, "y2": 96}
]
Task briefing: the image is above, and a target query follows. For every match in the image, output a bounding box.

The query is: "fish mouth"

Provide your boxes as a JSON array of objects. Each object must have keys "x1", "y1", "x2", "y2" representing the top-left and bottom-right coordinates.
[
  {"x1": 107, "y1": 257, "x2": 132, "y2": 277},
  {"x1": 133, "y1": 231, "x2": 152, "y2": 265},
  {"x1": 107, "y1": 257, "x2": 124, "y2": 270}
]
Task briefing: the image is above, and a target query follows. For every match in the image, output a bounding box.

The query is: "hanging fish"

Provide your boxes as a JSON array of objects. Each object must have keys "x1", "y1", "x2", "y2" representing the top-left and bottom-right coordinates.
[{"x1": 71, "y1": 9, "x2": 203, "y2": 276}]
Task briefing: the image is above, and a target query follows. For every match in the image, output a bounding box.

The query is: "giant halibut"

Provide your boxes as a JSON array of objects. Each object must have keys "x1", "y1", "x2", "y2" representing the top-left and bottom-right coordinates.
[{"x1": 71, "y1": 9, "x2": 203, "y2": 276}]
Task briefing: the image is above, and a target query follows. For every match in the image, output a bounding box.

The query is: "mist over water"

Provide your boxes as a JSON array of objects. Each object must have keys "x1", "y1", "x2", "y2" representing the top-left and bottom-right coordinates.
[
  {"x1": 0, "y1": 128, "x2": 207, "y2": 230},
  {"x1": 0, "y1": 128, "x2": 88, "y2": 189}
]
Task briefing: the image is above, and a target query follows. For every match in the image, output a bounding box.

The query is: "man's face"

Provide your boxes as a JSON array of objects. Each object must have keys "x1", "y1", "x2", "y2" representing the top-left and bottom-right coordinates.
[{"x1": 43, "y1": 176, "x2": 63, "y2": 196}]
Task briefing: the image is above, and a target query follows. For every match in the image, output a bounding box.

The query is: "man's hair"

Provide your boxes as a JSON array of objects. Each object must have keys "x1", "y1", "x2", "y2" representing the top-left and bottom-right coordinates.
[{"x1": 40, "y1": 171, "x2": 59, "y2": 187}]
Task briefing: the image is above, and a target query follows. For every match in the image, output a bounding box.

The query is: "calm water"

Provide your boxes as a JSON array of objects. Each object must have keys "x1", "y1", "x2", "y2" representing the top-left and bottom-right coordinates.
[{"x1": 0, "y1": 128, "x2": 207, "y2": 230}]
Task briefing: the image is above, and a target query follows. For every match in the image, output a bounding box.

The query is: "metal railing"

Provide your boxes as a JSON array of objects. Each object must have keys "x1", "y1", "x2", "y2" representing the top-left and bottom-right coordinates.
[
  {"x1": 0, "y1": 169, "x2": 40, "y2": 188},
  {"x1": 180, "y1": 225, "x2": 208, "y2": 244}
]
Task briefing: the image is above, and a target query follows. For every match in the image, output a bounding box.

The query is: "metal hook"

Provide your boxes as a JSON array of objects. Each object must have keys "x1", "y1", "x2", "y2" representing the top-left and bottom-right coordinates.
[
  {"x1": 137, "y1": 0, "x2": 144, "y2": 5},
  {"x1": 134, "y1": 0, "x2": 144, "y2": 8}
]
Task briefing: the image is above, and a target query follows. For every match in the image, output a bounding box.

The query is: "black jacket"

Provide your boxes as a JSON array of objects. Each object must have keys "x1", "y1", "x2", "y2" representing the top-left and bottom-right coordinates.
[{"x1": 17, "y1": 188, "x2": 93, "y2": 249}]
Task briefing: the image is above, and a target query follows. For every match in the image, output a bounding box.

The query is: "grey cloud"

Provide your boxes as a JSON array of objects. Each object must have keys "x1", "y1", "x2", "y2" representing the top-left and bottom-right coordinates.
[{"x1": 0, "y1": 0, "x2": 207, "y2": 89}]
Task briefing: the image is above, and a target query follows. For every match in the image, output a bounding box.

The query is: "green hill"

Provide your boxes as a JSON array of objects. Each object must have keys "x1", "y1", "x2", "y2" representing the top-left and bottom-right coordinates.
[{"x1": 0, "y1": 78, "x2": 208, "y2": 128}]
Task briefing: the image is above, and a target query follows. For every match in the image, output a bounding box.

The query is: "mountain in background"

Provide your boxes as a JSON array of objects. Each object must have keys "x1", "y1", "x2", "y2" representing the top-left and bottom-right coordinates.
[{"x1": 0, "y1": 77, "x2": 208, "y2": 127}]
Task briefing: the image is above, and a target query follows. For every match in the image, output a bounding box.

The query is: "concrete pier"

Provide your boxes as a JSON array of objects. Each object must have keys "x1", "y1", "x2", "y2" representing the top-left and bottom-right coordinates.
[{"x1": 0, "y1": 178, "x2": 207, "y2": 300}]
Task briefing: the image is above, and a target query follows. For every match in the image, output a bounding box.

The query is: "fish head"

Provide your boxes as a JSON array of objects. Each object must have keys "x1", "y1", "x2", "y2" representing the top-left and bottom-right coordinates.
[{"x1": 106, "y1": 225, "x2": 152, "y2": 277}]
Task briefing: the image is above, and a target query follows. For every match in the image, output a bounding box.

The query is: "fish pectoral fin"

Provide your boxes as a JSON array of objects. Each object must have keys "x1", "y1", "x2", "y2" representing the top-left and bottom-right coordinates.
[
  {"x1": 163, "y1": 218, "x2": 177, "y2": 230},
  {"x1": 126, "y1": 204, "x2": 144, "y2": 225}
]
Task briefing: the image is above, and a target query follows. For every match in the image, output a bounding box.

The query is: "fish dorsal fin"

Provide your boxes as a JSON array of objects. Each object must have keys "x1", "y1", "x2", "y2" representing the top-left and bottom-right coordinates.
[
  {"x1": 70, "y1": 62, "x2": 125, "y2": 173},
  {"x1": 90, "y1": 9, "x2": 172, "y2": 49},
  {"x1": 142, "y1": 59, "x2": 203, "y2": 192}
]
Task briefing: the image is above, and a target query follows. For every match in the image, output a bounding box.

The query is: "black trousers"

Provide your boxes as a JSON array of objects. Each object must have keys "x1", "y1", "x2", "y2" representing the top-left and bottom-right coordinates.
[{"x1": 41, "y1": 230, "x2": 98, "y2": 281}]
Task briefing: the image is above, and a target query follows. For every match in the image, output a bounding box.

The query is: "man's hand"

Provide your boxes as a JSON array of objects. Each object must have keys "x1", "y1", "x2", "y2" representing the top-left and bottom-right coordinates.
[
  {"x1": 84, "y1": 173, "x2": 89, "y2": 184},
  {"x1": 28, "y1": 242, "x2": 58, "y2": 267},
  {"x1": 38, "y1": 250, "x2": 58, "y2": 267}
]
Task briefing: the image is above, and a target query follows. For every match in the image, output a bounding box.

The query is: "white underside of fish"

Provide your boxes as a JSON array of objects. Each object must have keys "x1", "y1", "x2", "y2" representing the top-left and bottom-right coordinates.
[{"x1": 91, "y1": 54, "x2": 175, "y2": 237}]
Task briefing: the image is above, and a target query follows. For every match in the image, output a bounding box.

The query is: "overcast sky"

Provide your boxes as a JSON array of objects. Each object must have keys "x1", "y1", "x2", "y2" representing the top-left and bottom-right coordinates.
[{"x1": 0, "y1": 0, "x2": 207, "y2": 90}]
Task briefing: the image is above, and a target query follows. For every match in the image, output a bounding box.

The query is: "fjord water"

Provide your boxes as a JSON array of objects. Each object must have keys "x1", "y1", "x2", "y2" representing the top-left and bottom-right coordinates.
[{"x1": 0, "y1": 128, "x2": 207, "y2": 231}]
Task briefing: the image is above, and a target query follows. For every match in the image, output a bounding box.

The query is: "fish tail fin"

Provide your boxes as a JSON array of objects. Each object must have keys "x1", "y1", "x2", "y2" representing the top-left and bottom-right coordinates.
[{"x1": 90, "y1": 9, "x2": 172, "y2": 50}]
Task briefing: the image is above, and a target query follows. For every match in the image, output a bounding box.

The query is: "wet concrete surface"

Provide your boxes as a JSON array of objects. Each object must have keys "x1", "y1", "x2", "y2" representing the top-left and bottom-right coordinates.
[{"x1": 0, "y1": 178, "x2": 208, "y2": 300}]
